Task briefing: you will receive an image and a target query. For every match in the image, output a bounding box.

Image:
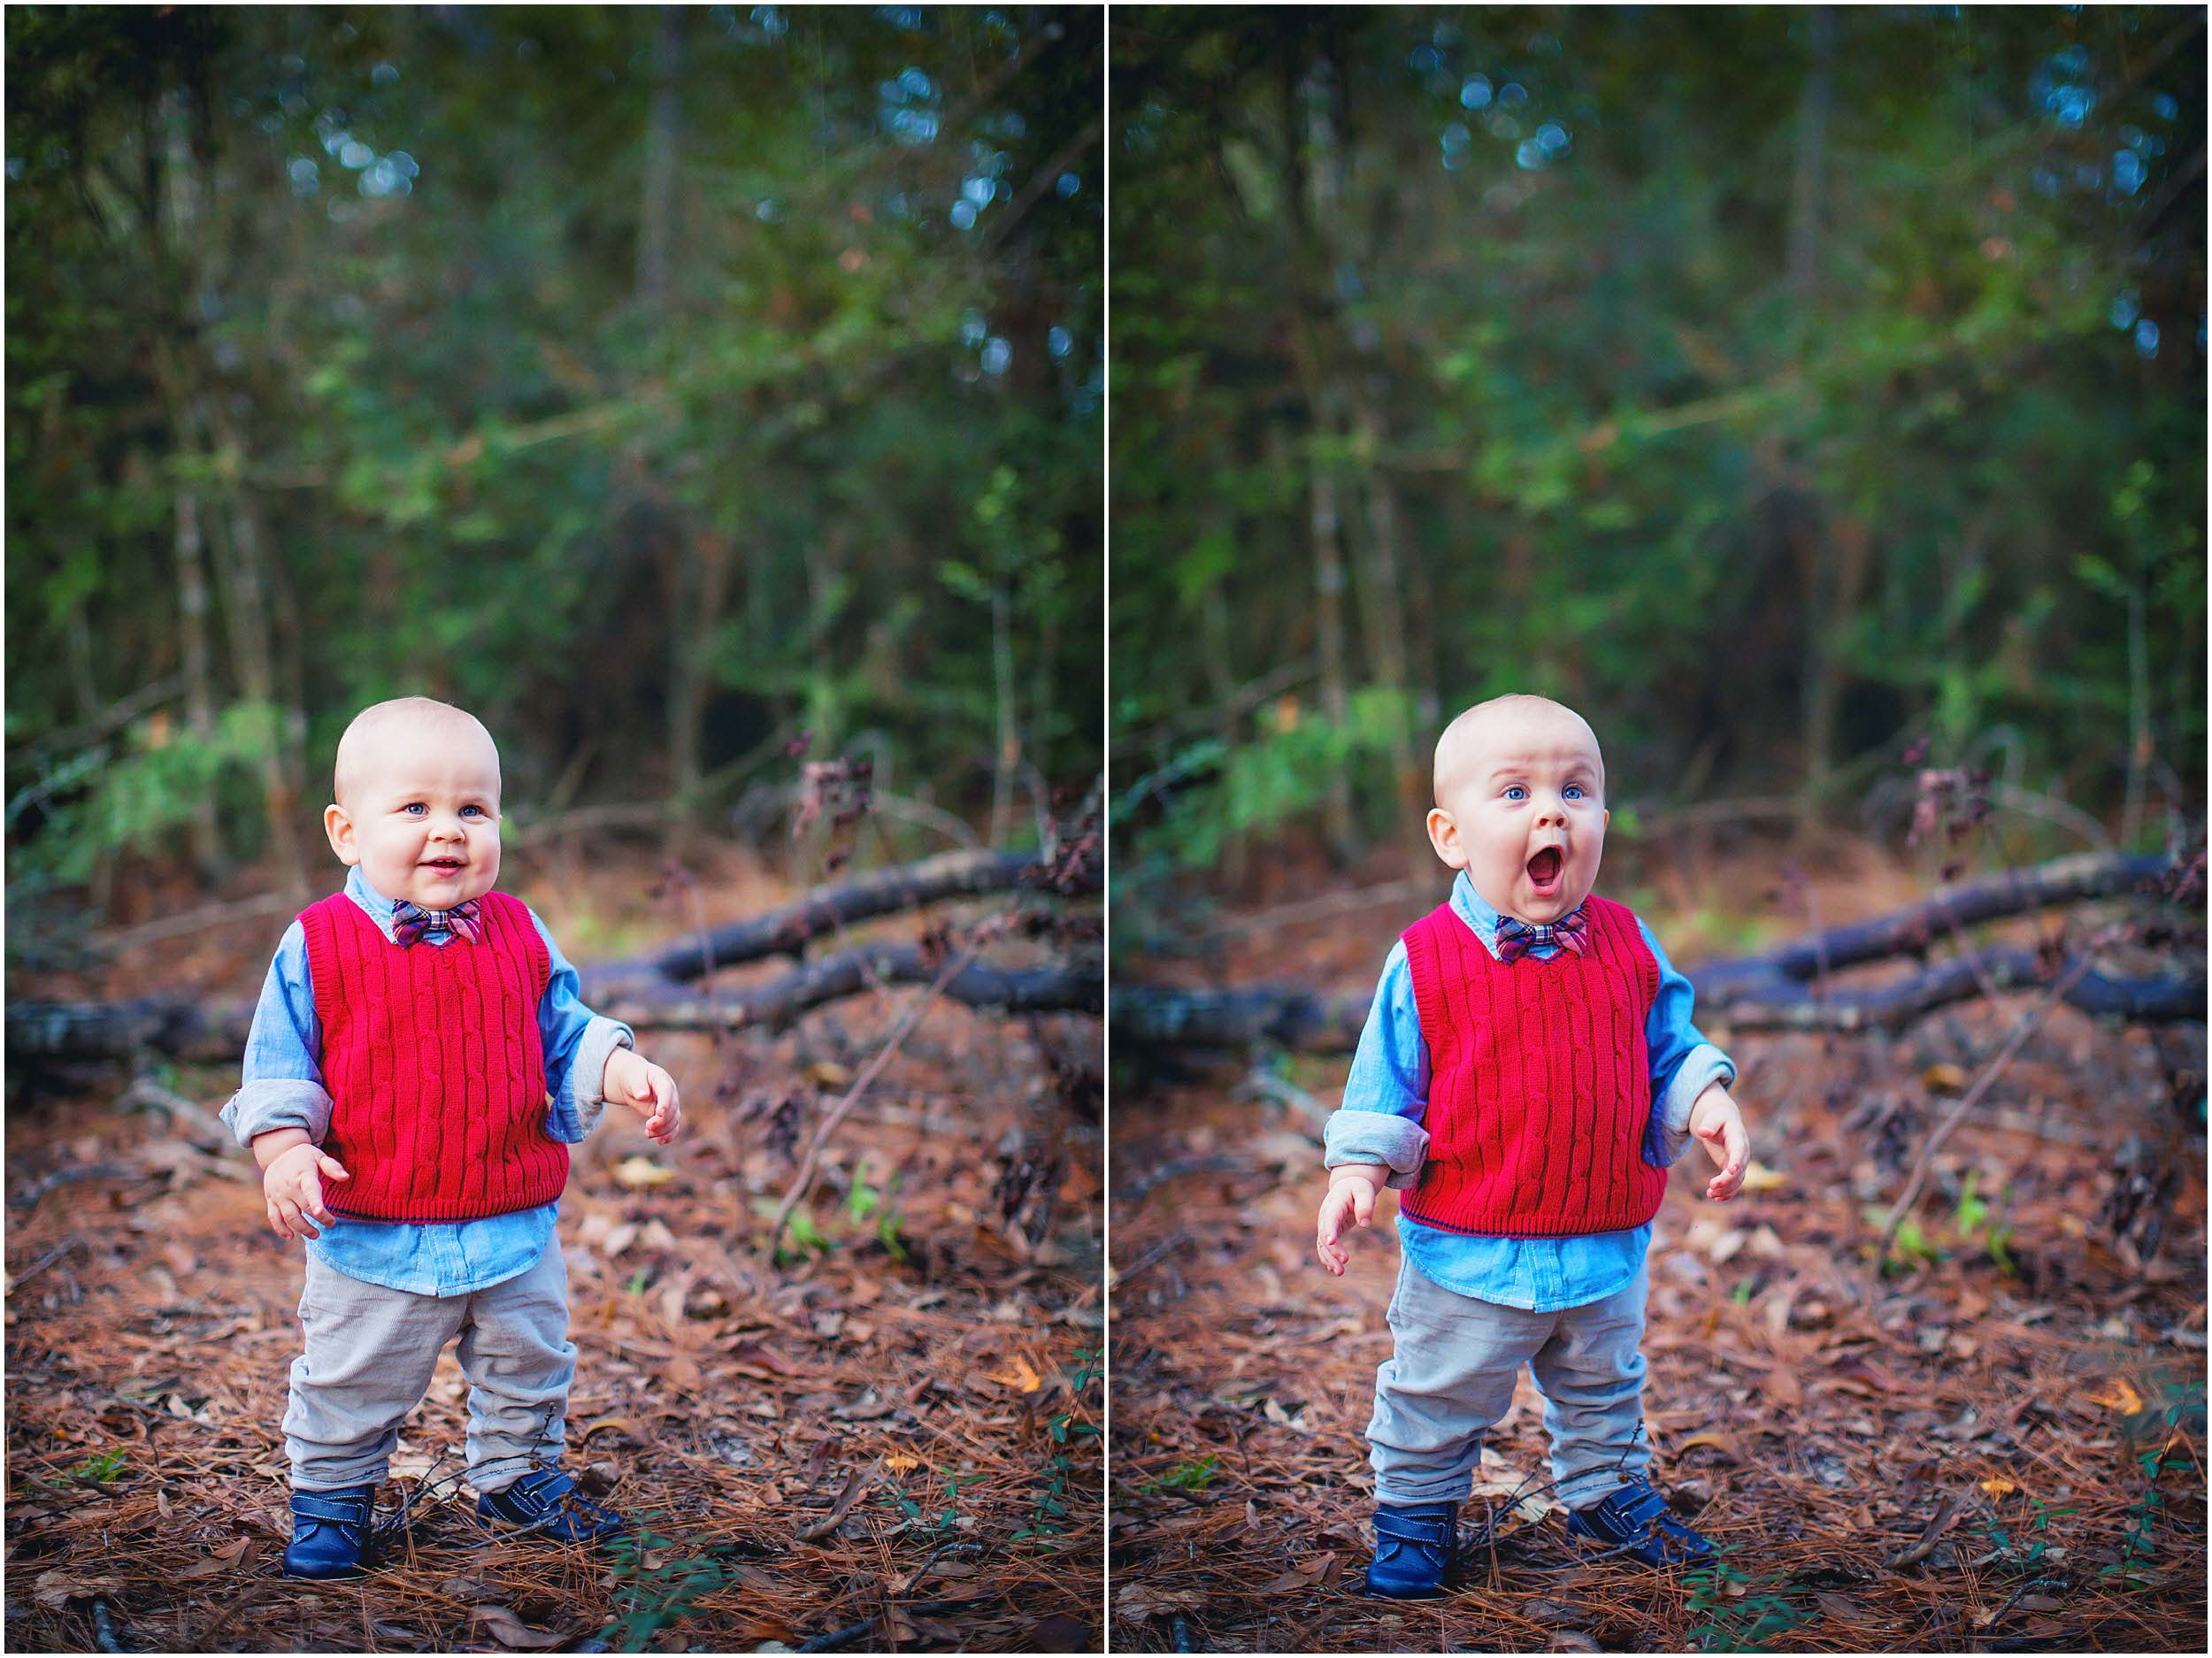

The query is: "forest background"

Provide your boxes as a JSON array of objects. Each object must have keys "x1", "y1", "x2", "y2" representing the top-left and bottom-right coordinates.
[
  {"x1": 6, "y1": 3, "x2": 1104, "y2": 942},
  {"x1": 1110, "y1": 4, "x2": 2206, "y2": 931}
]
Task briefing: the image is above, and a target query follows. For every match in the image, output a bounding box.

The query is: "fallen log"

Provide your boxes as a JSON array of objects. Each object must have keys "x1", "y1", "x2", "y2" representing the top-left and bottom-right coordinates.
[
  {"x1": 1114, "y1": 851, "x2": 2201, "y2": 1049},
  {"x1": 590, "y1": 846, "x2": 1094, "y2": 994},
  {"x1": 9, "y1": 940, "x2": 1100, "y2": 1065},
  {"x1": 8, "y1": 846, "x2": 1101, "y2": 1070},
  {"x1": 601, "y1": 945, "x2": 1101, "y2": 1032}
]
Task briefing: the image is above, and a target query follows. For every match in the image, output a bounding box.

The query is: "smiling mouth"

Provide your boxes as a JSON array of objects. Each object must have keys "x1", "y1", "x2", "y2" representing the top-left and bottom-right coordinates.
[
  {"x1": 1526, "y1": 847, "x2": 1563, "y2": 889},
  {"x1": 422, "y1": 858, "x2": 465, "y2": 871}
]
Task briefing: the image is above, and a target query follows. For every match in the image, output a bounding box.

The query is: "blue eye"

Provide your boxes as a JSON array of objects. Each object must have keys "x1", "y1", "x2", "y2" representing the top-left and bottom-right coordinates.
[
  {"x1": 461, "y1": 805, "x2": 484, "y2": 818},
  {"x1": 1563, "y1": 785, "x2": 1585, "y2": 802},
  {"x1": 1504, "y1": 786, "x2": 1528, "y2": 802},
  {"x1": 403, "y1": 802, "x2": 427, "y2": 816}
]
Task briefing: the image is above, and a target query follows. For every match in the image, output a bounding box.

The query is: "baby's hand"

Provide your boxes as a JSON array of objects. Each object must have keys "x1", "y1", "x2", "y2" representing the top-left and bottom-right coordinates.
[
  {"x1": 1688, "y1": 1084, "x2": 1749, "y2": 1201},
  {"x1": 1316, "y1": 1168, "x2": 1385, "y2": 1276},
  {"x1": 263, "y1": 1143, "x2": 350, "y2": 1241},
  {"x1": 603, "y1": 1047, "x2": 682, "y2": 1144}
]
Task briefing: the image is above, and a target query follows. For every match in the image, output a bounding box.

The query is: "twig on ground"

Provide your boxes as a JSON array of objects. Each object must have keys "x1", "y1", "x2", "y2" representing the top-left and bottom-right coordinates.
[
  {"x1": 764, "y1": 948, "x2": 980, "y2": 1258},
  {"x1": 1884, "y1": 1491, "x2": 1964, "y2": 1569},
  {"x1": 795, "y1": 1460, "x2": 883, "y2": 1543},
  {"x1": 1875, "y1": 945, "x2": 2106, "y2": 1276},
  {"x1": 7, "y1": 1238, "x2": 84, "y2": 1293}
]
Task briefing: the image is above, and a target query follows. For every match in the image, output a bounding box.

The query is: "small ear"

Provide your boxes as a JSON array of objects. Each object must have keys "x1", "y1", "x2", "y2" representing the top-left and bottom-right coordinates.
[
  {"x1": 1425, "y1": 807, "x2": 1465, "y2": 869},
  {"x1": 323, "y1": 804, "x2": 360, "y2": 865}
]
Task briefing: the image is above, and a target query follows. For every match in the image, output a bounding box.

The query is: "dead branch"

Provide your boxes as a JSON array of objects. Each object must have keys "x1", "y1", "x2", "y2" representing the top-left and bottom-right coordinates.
[
  {"x1": 765, "y1": 948, "x2": 980, "y2": 1258},
  {"x1": 581, "y1": 845, "x2": 1094, "y2": 997},
  {"x1": 1874, "y1": 948, "x2": 2102, "y2": 1276},
  {"x1": 1114, "y1": 852, "x2": 2198, "y2": 1049},
  {"x1": 605, "y1": 946, "x2": 1099, "y2": 1033}
]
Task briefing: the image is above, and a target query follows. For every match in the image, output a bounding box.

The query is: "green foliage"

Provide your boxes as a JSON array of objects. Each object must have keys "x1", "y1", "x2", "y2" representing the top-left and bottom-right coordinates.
[
  {"x1": 1015, "y1": 1346, "x2": 1102, "y2": 1547},
  {"x1": 1141, "y1": 1453, "x2": 1218, "y2": 1496},
  {"x1": 6, "y1": 5, "x2": 1102, "y2": 907},
  {"x1": 599, "y1": 1520, "x2": 732, "y2": 1652},
  {"x1": 1110, "y1": 7, "x2": 2204, "y2": 893},
  {"x1": 51, "y1": 1447, "x2": 130, "y2": 1489},
  {"x1": 1683, "y1": 1557, "x2": 1810, "y2": 1653}
]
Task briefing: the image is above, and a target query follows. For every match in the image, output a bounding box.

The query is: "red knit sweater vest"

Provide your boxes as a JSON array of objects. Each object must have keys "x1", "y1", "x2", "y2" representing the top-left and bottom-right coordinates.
[
  {"x1": 299, "y1": 888, "x2": 567, "y2": 1223},
  {"x1": 1399, "y1": 893, "x2": 1665, "y2": 1237}
]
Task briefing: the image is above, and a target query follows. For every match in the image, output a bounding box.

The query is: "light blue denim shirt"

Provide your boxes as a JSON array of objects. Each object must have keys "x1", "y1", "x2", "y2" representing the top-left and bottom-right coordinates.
[
  {"x1": 220, "y1": 866, "x2": 634, "y2": 1296},
  {"x1": 1322, "y1": 871, "x2": 1736, "y2": 1312}
]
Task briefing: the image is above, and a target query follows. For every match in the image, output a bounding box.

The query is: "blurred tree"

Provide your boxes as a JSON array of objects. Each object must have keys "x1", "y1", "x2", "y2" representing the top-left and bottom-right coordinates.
[
  {"x1": 5, "y1": 4, "x2": 1102, "y2": 924},
  {"x1": 1110, "y1": 4, "x2": 2204, "y2": 914}
]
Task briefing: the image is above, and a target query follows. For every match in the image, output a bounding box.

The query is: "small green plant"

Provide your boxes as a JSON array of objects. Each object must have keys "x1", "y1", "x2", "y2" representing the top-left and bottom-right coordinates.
[
  {"x1": 1141, "y1": 1453, "x2": 1218, "y2": 1496},
  {"x1": 783, "y1": 1204, "x2": 831, "y2": 1260},
  {"x1": 598, "y1": 1521, "x2": 731, "y2": 1652},
  {"x1": 1863, "y1": 1205, "x2": 1945, "y2": 1274},
  {"x1": 1683, "y1": 1555, "x2": 1808, "y2": 1652},
  {"x1": 2102, "y1": 1435, "x2": 2188, "y2": 1586},
  {"x1": 877, "y1": 1212, "x2": 910, "y2": 1263},
  {"x1": 1014, "y1": 1347, "x2": 1102, "y2": 1547},
  {"x1": 54, "y1": 1447, "x2": 129, "y2": 1487},
  {"x1": 1979, "y1": 1496, "x2": 2077, "y2": 1571},
  {"x1": 624, "y1": 1269, "x2": 650, "y2": 1295},
  {"x1": 1730, "y1": 1276, "x2": 1755, "y2": 1306},
  {"x1": 845, "y1": 1159, "x2": 882, "y2": 1224},
  {"x1": 1951, "y1": 1171, "x2": 2018, "y2": 1275}
]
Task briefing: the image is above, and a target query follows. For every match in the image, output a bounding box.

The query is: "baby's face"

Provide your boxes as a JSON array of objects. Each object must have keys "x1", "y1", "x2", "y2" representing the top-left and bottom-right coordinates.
[
  {"x1": 1426, "y1": 701, "x2": 1609, "y2": 925},
  {"x1": 325, "y1": 717, "x2": 503, "y2": 910}
]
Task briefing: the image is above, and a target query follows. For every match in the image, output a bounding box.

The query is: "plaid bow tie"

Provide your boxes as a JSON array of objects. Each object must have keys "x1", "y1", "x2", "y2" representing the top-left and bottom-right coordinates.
[
  {"x1": 390, "y1": 898, "x2": 485, "y2": 947},
  {"x1": 1494, "y1": 906, "x2": 1590, "y2": 963}
]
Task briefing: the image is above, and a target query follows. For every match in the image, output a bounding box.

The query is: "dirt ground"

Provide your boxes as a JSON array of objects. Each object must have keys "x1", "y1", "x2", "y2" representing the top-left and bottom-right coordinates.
[
  {"x1": 1108, "y1": 838, "x2": 2208, "y2": 1654},
  {"x1": 4, "y1": 841, "x2": 1103, "y2": 1653}
]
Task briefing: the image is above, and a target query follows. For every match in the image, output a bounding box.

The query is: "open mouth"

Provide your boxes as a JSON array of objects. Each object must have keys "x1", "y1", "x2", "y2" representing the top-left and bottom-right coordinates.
[
  {"x1": 422, "y1": 858, "x2": 465, "y2": 872},
  {"x1": 1525, "y1": 847, "x2": 1564, "y2": 893}
]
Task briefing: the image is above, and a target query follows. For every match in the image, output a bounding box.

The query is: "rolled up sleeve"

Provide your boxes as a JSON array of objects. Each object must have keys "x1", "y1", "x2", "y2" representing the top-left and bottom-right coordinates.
[
  {"x1": 221, "y1": 922, "x2": 334, "y2": 1148},
  {"x1": 1321, "y1": 941, "x2": 1432, "y2": 1191}
]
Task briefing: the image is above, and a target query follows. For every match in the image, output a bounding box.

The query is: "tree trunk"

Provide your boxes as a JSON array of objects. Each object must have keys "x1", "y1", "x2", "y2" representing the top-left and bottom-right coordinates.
[
  {"x1": 988, "y1": 579, "x2": 1019, "y2": 847},
  {"x1": 170, "y1": 477, "x2": 223, "y2": 883},
  {"x1": 204, "y1": 402, "x2": 308, "y2": 902},
  {"x1": 1286, "y1": 51, "x2": 1356, "y2": 862},
  {"x1": 636, "y1": 6, "x2": 682, "y2": 315}
]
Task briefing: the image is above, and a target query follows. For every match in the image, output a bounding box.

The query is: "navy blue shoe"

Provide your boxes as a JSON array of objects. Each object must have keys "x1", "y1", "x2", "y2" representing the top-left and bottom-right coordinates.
[
  {"x1": 1365, "y1": 1501, "x2": 1458, "y2": 1599},
  {"x1": 1565, "y1": 1475, "x2": 1717, "y2": 1568},
  {"x1": 284, "y1": 1485, "x2": 377, "y2": 1579},
  {"x1": 476, "y1": 1468, "x2": 625, "y2": 1544}
]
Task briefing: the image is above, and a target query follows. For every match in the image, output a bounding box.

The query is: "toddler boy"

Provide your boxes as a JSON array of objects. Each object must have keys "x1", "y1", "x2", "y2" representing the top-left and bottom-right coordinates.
[
  {"x1": 223, "y1": 697, "x2": 682, "y2": 1578},
  {"x1": 1316, "y1": 694, "x2": 1750, "y2": 1597}
]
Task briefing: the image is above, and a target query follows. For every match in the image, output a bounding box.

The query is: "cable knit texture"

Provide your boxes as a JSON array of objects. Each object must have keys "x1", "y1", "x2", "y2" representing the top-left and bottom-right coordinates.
[
  {"x1": 299, "y1": 890, "x2": 566, "y2": 1222},
  {"x1": 1400, "y1": 893, "x2": 1664, "y2": 1237}
]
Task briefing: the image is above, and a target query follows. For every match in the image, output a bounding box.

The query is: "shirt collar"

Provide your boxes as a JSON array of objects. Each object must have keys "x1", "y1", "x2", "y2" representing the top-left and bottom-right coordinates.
[
  {"x1": 347, "y1": 864, "x2": 398, "y2": 921},
  {"x1": 1451, "y1": 870, "x2": 1591, "y2": 963},
  {"x1": 1449, "y1": 871, "x2": 1508, "y2": 961}
]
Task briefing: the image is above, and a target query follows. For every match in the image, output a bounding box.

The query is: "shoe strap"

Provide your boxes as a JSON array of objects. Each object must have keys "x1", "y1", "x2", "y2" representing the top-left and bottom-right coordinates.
[
  {"x1": 1600, "y1": 1480, "x2": 1670, "y2": 1531},
  {"x1": 1374, "y1": 1508, "x2": 1454, "y2": 1548},
  {"x1": 293, "y1": 1491, "x2": 373, "y2": 1526}
]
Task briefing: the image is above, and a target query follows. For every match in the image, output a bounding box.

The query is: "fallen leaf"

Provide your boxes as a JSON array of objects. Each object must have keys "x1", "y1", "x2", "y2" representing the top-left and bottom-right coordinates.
[
  {"x1": 795, "y1": 1462, "x2": 879, "y2": 1542},
  {"x1": 1115, "y1": 1585, "x2": 1208, "y2": 1621},
  {"x1": 470, "y1": 1605, "x2": 566, "y2": 1649},
  {"x1": 1761, "y1": 1368, "x2": 1804, "y2": 1409},
  {"x1": 173, "y1": 1539, "x2": 251, "y2": 1581},
  {"x1": 1677, "y1": 1432, "x2": 1742, "y2": 1462},
  {"x1": 1923, "y1": 1063, "x2": 1968, "y2": 1094},
  {"x1": 32, "y1": 1570, "x2": 128, "y2": 1610},
  {"x1": 986, "y1": 1355, "x2": 1043, "y2": 1393},
  {"x1": 612, "y1": 1155, "x2": 673, "y2": 1190},
  {"x1": 1740, "y1": 1163, "x2": 1790, "y2": 1194},
  {"x1": 2086, "y1": 1378, "x2": 2144, "y2": 1415}
]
